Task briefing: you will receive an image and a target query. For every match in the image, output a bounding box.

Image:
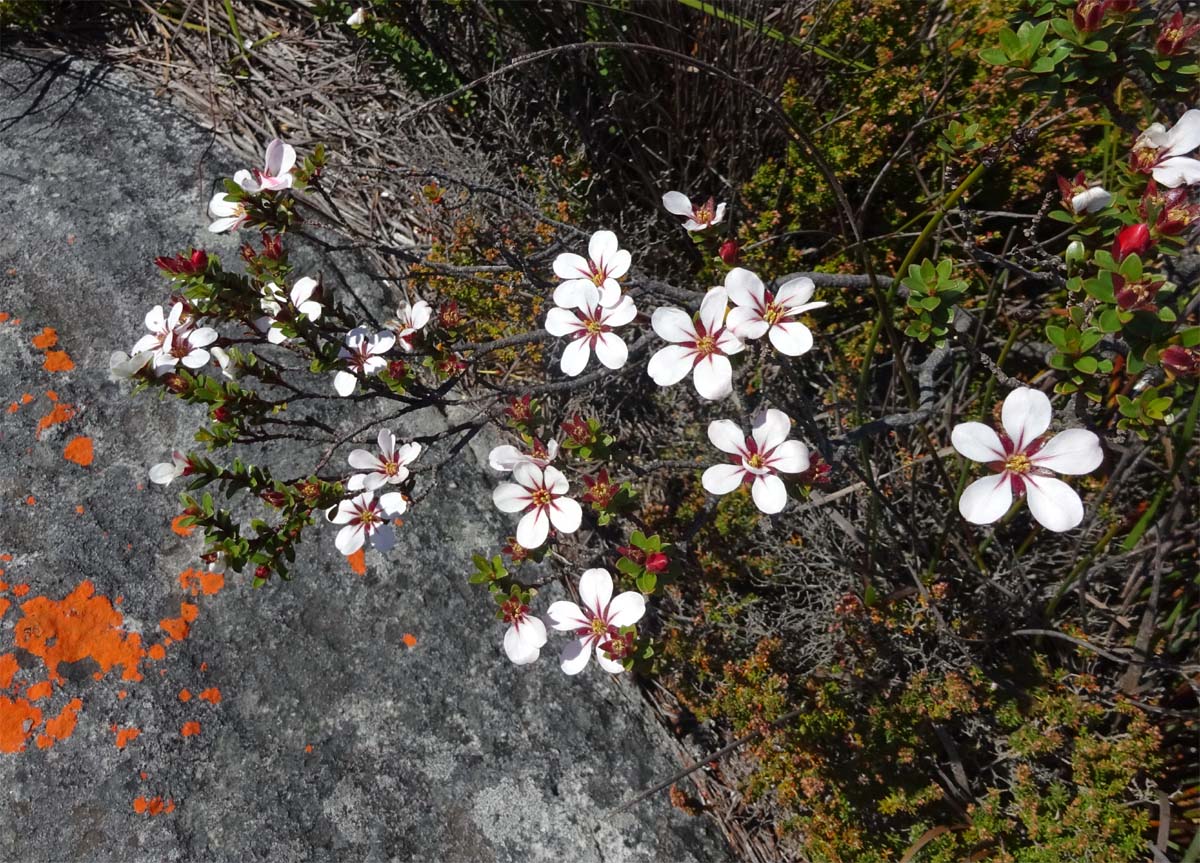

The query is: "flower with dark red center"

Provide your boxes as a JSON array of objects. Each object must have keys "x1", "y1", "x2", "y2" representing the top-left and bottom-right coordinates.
[
  {"x1": 544, "y1": 292, "x2": 637, "y2": 376},
  {"x1": 617, "y1": 545, "x2": 645, "y2": 566},
  {"x1": 552, "y1": 230, "x2": 631, "y2": 308},
  {"x1": 499, "y1": 595, "x2": 547, "y2": 665},
  {"x1": 725, "y1": 268, "x2": 827, "y2": 357},
  {"x1": 662, "y1": 191, "x2": 727, "y2": 232},
  {"x1": 505, "y1": 395, "x2": 533, "y2": 424},
  {"x1": 1112, "y1": 275, "x2": 1162, "y2": 312},
  {"x1": 491, "y1": 463, "x2": 581, "y2": 550},
  {"x1": 702, "y1": 408, "x2": 811, "y2": 514},
  {"x1": 1112, "y1": 223, "x2": 1152, "y2": 262},
  {"x1": 1142, "y1": 183, "x2": 1200, "y2": 236},
  {"x1": 796, "y1": 455, "x2": 833, "y2": 487},
  {"x1": 261, "y1": 232, "x2": 283, "y2": 260},
  {"x1": 149, "y1": 451, "x2": 193, "y2": 485},
  {"x1": 546, "y1": 568, "x2": 645, "y2": 675},
  {"x1": 1156, "y1": 11, "x2": 1200, "y2": 56},
  {"x1": 347, "y1": 429, "x2": 421, "y2": 491},
  {"x1": 326, "y1": 490, "x2": 407, "y2": 555},
  {"x1": 581, "y1": 469, "x2": 617, "y2": 508},
  {"x1": 1130, "y1": 110, "x2": 1200, "y2": 187},
  {"x1": 647, "y1": 286, "x2": 745, "y2": 400},
  {"x1": 387, "y1": 359, "x2": 407, "y2": 379},
  {"x1": 1161, "y1": 345, "x2": 1200, "y2": 377}
]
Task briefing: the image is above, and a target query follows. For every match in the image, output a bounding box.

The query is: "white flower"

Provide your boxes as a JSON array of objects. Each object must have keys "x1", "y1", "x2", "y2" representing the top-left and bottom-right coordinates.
[
  {"x1": 326, "y1": 490, "x2": 407, "y2": 555},
  {"x1": 1071, "y1": 186, "x2": 1113, "y2": 214},
  {"x1": 500, "y1": 595, "x2": 548, "y2": 666},
  {"x1": 210, "y1": 346, "x2": 238, "y2": 380},
  {"x1": 491, "y1": 462, "x2": 582, "y2": 550},
  {"x1": 149, "y1": 451, "x2": 190, "y2": 485},
  {"x1": 334, "y1": 326, "x2": 395, "y2": 397},
  {"x1": 233, "y1": 138, "x2": 297, "y2": 193},
  {"x1": 1131, "y1": 109, "x2": 1200, "y2": 188},
  {"x1": 951, "y1": 387, "x2": 1104, "y2": 532},
  {"x1": 131, "y1": 303, "x2": 183, "y2": 356},
  {"x1": 207, "y1": 192, "x2": 250, "y2": 233},
  {"x1": 546, "y1": 568, "x2": 645, "y2": 675},
  {"x1": 155, "y1": 324, "x2": 219, "y2": 373},
  {"x1": 346, "y1": 6, "x2": 367, "y2": 26},
  {"x1": 488, "y1": 439, "x2": 558, "y2": 473},
  {"x1": 552, "y1": 230, "x2": 631, "y2": 308},
  {"x1": 647, "y1": 286, "x2": 744, "y2": 400},
  {"x1": 702, "y1": 409, "x2": 810, "y2": 514},
  {"x1": 256, "y1": 277, "x2": 323, "y2": 344},
  {"x1": 347, "y1": 430, "x2": 421, "y2": 491},
  {"x1": 109, "y1": 350, "x2": 153, "y2": 381},
  {"x1": 661, "y1": 191, "x2": 726, "y2": 232},
  {"x1": 387, "y1": 299, "x2": 432, "y2": 352},
  {"x1": 544, "y1": 290, "x2": 637, "y2": 376},
  {"x1": 724, "y1": 268, "x2": 827, "y2": 357}
]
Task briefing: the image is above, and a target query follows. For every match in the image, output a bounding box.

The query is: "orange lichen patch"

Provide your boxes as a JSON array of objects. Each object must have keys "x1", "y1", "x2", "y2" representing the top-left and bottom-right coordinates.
[
  {"x1": 0, "y1": 655, "x2": 18, "y2": 689},
  {"x1": 75, "y1": 505, "x2": 85, "y2": 514},
  {"x1": 6, "y1": 404, "x2": 16, "y2": 414},
  {"x1": 158, "y1": 602, "x2": 198, "y2": 642},
  {"x1": 0, "y1": 698, "x2": 42, "y2": 753},
  {"x1": 347, "y1": 549, "x2": 366, "y2": 576},
  {"x1": 43, "y1": 351, "x2": 74, "y2": 373},
  {"x1": 198, "y1": 687, "x2": 221, "y2": 705},
  {"x1": 0, "y1": 599, "x2": 8, "y2": 619},
  {"x1": 0, "y1": 555, "x2": 11, "y2": 562},
  {"x1": 178, "y1": 689, "x2": 191, "y2": 703},
  {"x1": 199, "y1": 662, "x2": 208, "y2": 672},
  {"x1": 132, "y1": 795, "x2": 170, "y2": 815},
  {"x1": 25, "y1": 681, "x2": 52, "y2": 701},
  {"x1": 402, "y1": 633, "x2": 418, "y2": 649},
  {"x1": 62, "y1": 437, "x2": 93, "y2": 466},
  {"x1": 30, "y1": 327, "x2": 57, "y2": 350},
  {"x1": 25, "y1": 497, "x2": 35, "y2": 507},
  {"x1": 20, "y1": 394, "x2": 33, "y2": 405},
  {"x1": 179, "y1": 568, "x2": 224, "y2": 597},
  {"x1": 35, "y1": 400, "x2": 75, "y2": 439},
  {"x1": 117, "y1": 690, "x2": 127, "y2": 699},
  {"x1": 304, "y1": 744, "x2": 314, "y2": 753},
  {"x1": 139, "y1": 771, "x2": 148, "y2": 781},
  {"x1": 11, "y1": 585, "x2": 29, "y2": 598},
  {"x1": 114, "y1": 727, "x2": 141, "y2": 749},
  {"x1": 170, "y1": 515, "x2": 195, "y2": 537},
  {"x1": 35, "y1": 698, "x2": 82, "y2": 749},
  {"x1": 146, "y1": 644, "x2": 166, "y2": 661},
  {"x1": 180, "y1": 721, "x2": 200, "y2": 738},
  {"x1": 14, "y1": 580, "x2": 147, "y2": 684},
  {"x1": 0, "y1": 312, "x2": 8, "y2": 323}
]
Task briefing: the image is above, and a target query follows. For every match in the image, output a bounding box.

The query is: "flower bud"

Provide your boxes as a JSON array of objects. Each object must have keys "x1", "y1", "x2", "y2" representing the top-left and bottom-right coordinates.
[
  {"x1": 211, "y1": 405, "x2": 231, "y2": 423},
  {"x1": 718, "y1": 240, "x2": 740, "y2": 266},
  {"x1": 260, "y1": 490, "x2": 288, "y2": 507},
  {"x1": 1064, "y1": 240, "x2": 1086, "y2": 269},
  {"x1": 1161, "y1": 345, "x2": 1200, "y2": 377},
  {"x1": 254, "y1": 565, "x2": 272, "y2": 580},
  {"x1": 1073, "y1": 0, "x2": 1108, "y2": 32},
  {"x1": 1112, "y1": 223, "x2": 1151, "y2": 262},
  {"x1": 387, "y1": 359, "x2": 407, "y2": 379},
  {"x1": 645, "y1": 552, "x2": 668, "y2": 573}
]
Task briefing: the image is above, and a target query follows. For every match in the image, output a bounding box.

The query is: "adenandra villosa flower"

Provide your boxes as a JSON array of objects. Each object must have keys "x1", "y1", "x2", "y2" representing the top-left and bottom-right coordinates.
[
  {"x1": 491, "y1": 462, "x2": 581, "y2": 550},
  {"x1": 702, "y1": 409, "x2": 810, "y2": 514},
  {"x1": 207, "y1": 193, "x2": 251, "y2": 233},
  {"x1": 724, "y1": 268, "x2": 827, "y2": 357},
  {"x1": 108, "y1": 350, "x2": 153, "y2": 381},
  {"x1": 334, "y1": 326, "x2": 395, "y2": 397},
  {"x1": 1130, "y1": 109, "x2": 1200, "y2": 188},
  {"x1": 488, "y1": 438, "x2": 558, "y2": 473},
  {"x1": 647, "y1": 286, "x2": 744, "y2": 400},
  {"x1": 149, "y1": 451, "x2": 191, "y2": 486},
  {"x1": 327, "y1": 490, "x2": 407, "y2": 555},
  {"x1": 256, "y1": 277, "x2": 322, "y2": 344},
  {"x1": 544, "y1": 286, "x2": 637, "y2": 376},
  {"x1": 234, "y1": 139, "x2": 297, "y2": 193},
  {"x1": 132, "y1": 302, "x2": 184, "y2": 356},
  {"x1": 661, "y1": 191, "x2": 725, "y2": 232},
  {"x1": 386, "y1": 299, "x2": 432, "y2": 352},
  {"x1": 546, "y1": 568, "x2": 645, "y2": 675},
  {"x1": 500, "y1": 594, "x2": 548, "y2": 666},
  {"x1": 347, "y1": 430, "x2": 421, "y2": 491},
  {"x1": 951, "y1": 387, "x2": 1104, "y2": 532},
  {"x1": 552, "y1": 230, "x2": 631, "y2": 309}
]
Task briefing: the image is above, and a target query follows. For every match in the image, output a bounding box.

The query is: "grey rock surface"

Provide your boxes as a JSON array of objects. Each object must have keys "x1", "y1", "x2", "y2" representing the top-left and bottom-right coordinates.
[{"x1": 0, "y1": 49, "x2": 728, "y2": 863}]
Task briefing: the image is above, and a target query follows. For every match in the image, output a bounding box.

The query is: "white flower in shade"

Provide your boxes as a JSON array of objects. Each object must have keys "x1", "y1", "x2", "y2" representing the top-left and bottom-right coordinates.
[
  {"x1": 500, "y1": 594, "x2": 548, "y2": 665},
  {"x1": 334, "y1": 326, "x2": 395, "y2": 397},
  {"x1": 1072, "y1": 186, "x2": 1112, "y2": 214},
  {"x1": 544, "y1": 288, "x2": 637, "y2": 376},
  {"x1": 207, "y1": 192, "x2": 251, "y2": 233},
  {"x1": 210, "y1": 346, "x2": 238, "y2": 380},
  {"x1": 1131, "y1": 109, "x2": 1200, "y2": 188},
  {"x1": 702, "y1": 409, "x2": 810, "y2": 514},
  {"x1": 387, "y1": 299, "x2": 432, "y2": 352},
  {"x1": 488, "y1": 438, "x2": 558, "y2": 473},
  {"x1": 256, "y1": 277, "x2": 323, "y2": 344},
  {"x1": 156, "y1": 323, "x2": 219, "y2": 373},
  {"x1": 108, "y1": 350, "x2": 153, "y2": 381},
  {"x1": 951, "y1": 387, "x2": 1104, "y2": 532},
  {"x1": 149, "y1": 451, "x2": 191, "y2": 485},
  {"x1": 347, "y1": 430, "x2": 421, "y2": 491},
  {"x1": 491, "y1": 462, "x2": 581, "y2": 549},
  {"x1": 662, "y1": 191, "x2": 726, "y2": 232},
  {"x1": 346, "y1": 6, "x2": 367, "y2": 26},
  {"x1": 326, "y1": 490, "x2": 407, "y2": 555},
  {"x1": 546, "y1": 568, "x2": 645, "y2": 675},
  {"x1": 131, "y1": 303, "x2": 184, "y2": 356},
  {"x1": 725, "y1": 268, "x2": 827, "y2": 357},
  {"x1": 552, "y1": 230, "x2": 631, "y2": 308},
  {"x1": 647, "y1": 286, "x2": 744, "y2": 400},
  {"x1": 233, "y1": 139, "x2": 297, "y2": 193}
]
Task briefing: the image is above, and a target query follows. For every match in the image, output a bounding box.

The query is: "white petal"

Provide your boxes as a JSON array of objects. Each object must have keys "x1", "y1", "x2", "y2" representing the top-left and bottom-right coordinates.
[
  {"x1": 559, "y1": 637, "x2": 592, "y2": 675},
  {"x1": 751, "y1": 474, "x2": 788, "y2": 514},
  {"x1": 559, "y1": 338, "x2": 592, "y2": 376},
  {"x1": 600, "y1": 295, "x2": 637, "y2": 327},
  {"x1": 1071, "y1": 187, "x2": 1112, "y2": 214},
  {"x1": 489, "y1": 445, "x2": 523, "y2": 472},
  {"x1": 546, "y1": 601, "x2": 588, "y2": 632},
  {"x1": 775, "y1": 277, "x2": 816, "y2": 308},
  {"x1": 378, "y1": 492, "x2": 408, "y2": 516},
  {"x1": 181, "y1": 349, "x2": 210, "y2": 369},
  {"x1": 545, "y1": 307, "x2": 585, "y2": 337},
  {"x1": 553, "y1": 252, "x2": 592, "y2": 281},
  {"x1": 588, "y1": 230, "x2": 618, "y2": 269},
  {"x1": 606, "y1": 249, "x2": 631, "y2": 281},
  {"x1": 519, "y1": 615, "x2": 548, "y2": 649},
  {"x1": 1031, "y1": 428, "x2": 1103, "y2": 475},
  {"x1": 512, "y1": 461, "x2": 543, "y2": 491},
  {"x1": 397, "y1": 442, "x2": 421, "y2": 466},
  {"x1": 698, "y1": 287, "x2": 728, "y2": 335},
  {"x1": 768, "y1": 439, "x2": 809, "y2": 474},
  {"x1": 348, "y1": 449, "x2": 384, "y2": 471},
  {"x1": 492, "y1": 482, "x2": 531, "y2": 513},
  {"x1": 207, "y1": 216, "x2": 241, "y2": 234},
  {"x1": 651, "y1": 306, "x2": 697, "y2": 344},
  {"x1": 661, "y1": 191, "x2": 694, "y2": 217},
  {"x1": 768, "y1": 321, "x2": 814, "y2": 356},
  {"x1": 596, "y1": 280, "x2": 621, "y2": 309},
  {"x1": 727, "y1": 306, "x2": 768, "y2": 341},
  {"x1": 329, "y1": 499, "x2": 357, "y2": 524},
  {"x1": 547, "y1": 496, "x2": 582, "y2": 535},
  {"x1": 711, "y1": 202, "x2": 726, "y2": 226},
  {"x1": 1150, "y1": 156, "x2": 1200, "y2": 188},
  {"x1": 553, "y1": 280, "x2": 598, "y2": 310},
  {"x1": 370, "y1": 331, "x2": 396, "y2": 354},
  {"x1": 578, "y1": 568, "x2": 614, "y2": 615},
  {"x1": 724, "y1": 268, "x2": 765, "y2": 309},
  {"x1": 592, "y1": 333, "x2": 628, "y2": 370},
  {"x1": 516, "y1": 507, "x2": 550, "y2": 549},
  {"x1": 958, "y1": 473, "x2": 1013, "y2": 525},
  {"x1": 751, "y1": 408, "x2": 791, "y2": 453},
  {"x1": 707, "y1": 419, "x2": 749, "y2": 456},
  {"x1": 647, "y1": 344, "x2": 695, "y2": 387},
  {"x1": 951, "y1": 422, "x2": 1006, "y2": 464},
  {"x1": 504, "y1": 624, "x2": 541, "y2": 665},
  {"x1": 334, "y1": 370, "x2": 358, "y2": 397},
  {"x1": 716, "y1": 329, "x2": 745, "y2": 355},
  {"x1": 1162, "y1": 109, "x2": 1200, "y2": 157},
  {"x1": 607, "y1": 591, "x2": 646, "y2": 627},
  {"x1": 1001, "y1": 388, "x2": 1052, "y2": 452},
  {"x1": 542, "y1": 465, "x2": 569, "y2": 495},
  {"x1": 346, "y1": 473, "x2": 367, "y2": 491},
  {"x1": 207, "y1": 192, "x2": 237, "y2": 217},
  {"x1": 335, "y1": 524, "x2": 365, "y2": 555},
  {"x1": 149, "y1": 462, "x2": 179, "y2": 485},
  {"x1": 362, "y1": 472, "x2": 389, "y2": 491},
  {"x1": 596, "y1": 645, "x2": 626, "y2": 674},
  {"x1": 692, "y1": 354, "x2": 733, "y2": 400},
  {"x1": 702, "y1": 463, "x2": 746, "y2": 495},
  {"x1": 1024, "y1": 475, "x2": 1084, "y2": 532}
]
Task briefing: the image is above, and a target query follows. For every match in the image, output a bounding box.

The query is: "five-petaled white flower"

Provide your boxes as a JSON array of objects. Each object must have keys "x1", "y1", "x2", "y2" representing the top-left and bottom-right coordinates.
[
  {"x1": 1131, "y1": 109, "x2": 1200, "y2": 188},
  {"x1": 546, "y1": 568, "x2": 645, "y2": 675},
  {"x1": 647, "y1": 286, "x2": 744, "y2": 400},
  {"x1": 951, "y1": 387, "x2": 1104, "y2": 532},
  {"x1": 109, "y1": 350, "x2": 153, "y2": 382},
  {"x1": 327, "y1": 490, "x2": 407, "y2": 555},
  {"x1": 387, "y1": 299, "x2": 432, "y2": 352},
  {"x1": 334, "y1": 326, "x2": 395, "y2": 397},
  {"x1": 257, "y1": 277, "x2": 323, "y2": 344},
  {"x1": 207, "y1": 193, "x2": 251, "y2": 233},
  {"x1": 702, "y1": 409, "x2": 810, "y2": 514},
  {"x1": 725, "y1": 268, "x2": 827, "y2": 357},
  {"x1": 552, "y1": 230, "x2": 631, "y2": 309},
  {"x1": 500, "y1": 594, "x2": 548, "y2": 666},
  {"x1": 149, "y1": 451, "x2": 191, "y2": 486},
  {"x1": 545, "y1": 287, "x2": 637, "y2": 376},
  {"x1": 156, "y1": 322, "x2": 219, "y2": 373},
  {"x1": 132, "y1": 303, "x2": 184, "y2": 356},
  {"x1": 347, "y1": 430, "x2": 421, "y2": 491},
  {"x1": 488, "y1": 438, "x2": 558, "y2": 473},
  {"x1": 491, "y1": 462, "x2": 581, "y2": 550},
  {"x1": 234, "y1": 139, "x2": 297, "y2": 193},
  {"x1": 662, "y1": 191, "x2": 726, "y2": 232}
]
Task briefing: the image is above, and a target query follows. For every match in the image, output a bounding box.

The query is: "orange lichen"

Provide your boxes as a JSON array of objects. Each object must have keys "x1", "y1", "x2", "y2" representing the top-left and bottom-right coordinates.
[
  {"x1": 114, "y1": 727, "x2": 141, "y2": 749},
  {"x1": 0, "y1": 655, "x2": 18, "y2": 689},
  {"x1": 62, "y1": 436, "x2": 93, "y2": 466},
  {"x1": 305, "y1": 744, "x2": 314, "y2": 753},
  {"x1": 25, "y1": 497, "x2": 35, "y2": 507},
  {"x1": 5, "y1": 404, "x2": 16, "y2": 414},
  {"x1": 35, "y1": 698, "x2": 81, "y2": 749},
  {"x1": 0, "y1": 600, "x2": 8, "y2": 619},
  {"x1": 179, "y1": 568, "x2": 224, "y2": 597},
  {"x1": 43, "y1": 351, "x2": 74, "y2": 373},
  {"x1": 159, "y1": 602, "x2": 198, "y2": 641},
  {"x1": 178, "y1": 689, "x2": 191, "y2": 703},
  {"x1": 199, "y1": 662, "x2": 208, "y2": 672},
  {"x1": 180, "y1": 721, "x2": 201, "y2": 737},
  {"x1": 117, "y1": 690, "x2": 127, "y2": 699},
  {"x1": 347, "y1": 549, "x2": 366, "y2": 575},
  {"x1": 30, "y1": 328, "x2": 57, "y2": 350},
  {"x1": 198, "y1": 687, "x2": 221, "y2": 705},
  {"x1": 75, "y1": 505, "x2": 85, "y2": 514},
  {"x1": 35, "y1": 400, "x2": 75, "y2": 439},
  {"x1": 20, "y1": 394, "x2": 33, "y2": 405},
  {"x1": 25, "y1": 681, "x2": 52, "y2": 701},
  {"x1": 402, "y1": 633, "x2": 418, "y2": 648},
  {"x1": 11, "y1": 585, "x2": 28, "y2": 598},
  {"x1": 0, "y1": 313, "x2": 8, "y2": 323},
  {"x1": 170, "y1": 515, "x2": 195, "y2": 537},
  {"x1": 0, "y1": 698, "x2": 42, "y2": 753},
  {"x1": 147, "y1": 644, "x2": 166, "y2": 661}
]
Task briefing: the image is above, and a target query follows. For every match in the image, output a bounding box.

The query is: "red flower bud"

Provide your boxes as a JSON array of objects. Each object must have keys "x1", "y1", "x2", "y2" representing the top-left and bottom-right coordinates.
[
  {"x1": 1112, "y1": 223, "x2": 1151, "y2": 262},
  {"x1": 1161, "y1": 345, "x2": 1200, "y2": 377},
  {"x1": 617, "y1": 545, "x2": 645, "y2": 565},
  {"x1": 387, "y1": 359, "x2": 407, "y2": 379},
  {"x1": 260, "y1": 490, "x2": 288, "y2": 507},
  {"x1": 254, "y1": 565, "x2": 272, "y2": 580},
  {"x1": 1073, "y1": 0, "x2": 1108, "y2": 32},
  {"x1": 261, "y1": 232, "x2": 283, "y2": 260},
  {"x1": 718, "y1": 240, "x2": 740, "y2": 266},
  {"x1": 1105, "y1": 0, "x2": 1137, "y2": 12},
  {"x1": 155, "y1": 249, "x2": 208, "y2": 275},
  {"x1": 211, "y1": 405, "x2": 231, "y2": 423},
  {"x1": 644, "y1": 552, "x2": 668, "y2": 573}
]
